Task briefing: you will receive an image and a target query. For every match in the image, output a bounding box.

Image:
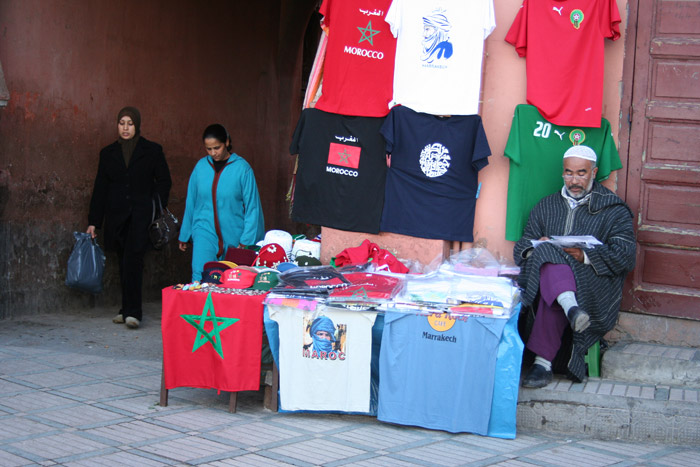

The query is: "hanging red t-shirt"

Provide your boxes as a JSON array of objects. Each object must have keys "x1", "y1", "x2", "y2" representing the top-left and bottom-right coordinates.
[
  {"x1": 505, "y1": 0, "x2": 621, "y2": 127},
  {"x1": 315, "y1": 0, "x2": 397, "y2": 117}
]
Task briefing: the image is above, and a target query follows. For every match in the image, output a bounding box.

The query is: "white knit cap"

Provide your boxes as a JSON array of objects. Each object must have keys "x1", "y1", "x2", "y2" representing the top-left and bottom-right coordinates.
[
  {"x1": 263, "y1": 230, "x2": 293, "y2": 258},
  {"x1": 563, "y1": 145, "x2": 597, "y2": 163},
  {"x1": 291, "y1": 239, "x2": 321, "y2": 261}
]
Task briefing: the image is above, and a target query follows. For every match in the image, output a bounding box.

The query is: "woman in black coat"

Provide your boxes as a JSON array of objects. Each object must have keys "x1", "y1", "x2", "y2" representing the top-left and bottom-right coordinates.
[{"x1": 87, "y1": 107, "x2": 172, "y2": 329}]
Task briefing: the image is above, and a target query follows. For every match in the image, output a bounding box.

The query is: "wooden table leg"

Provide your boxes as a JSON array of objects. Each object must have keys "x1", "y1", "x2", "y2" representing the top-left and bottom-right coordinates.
[
  {"x1": 160, "y1": 365, "x2": 168, "y2": 407},
  {"x1": 271, "y1": 360, "x2": 279, "y2": 413},
  {"x1": 228, "y1": 392, "x2": 237, "y2": 413}
]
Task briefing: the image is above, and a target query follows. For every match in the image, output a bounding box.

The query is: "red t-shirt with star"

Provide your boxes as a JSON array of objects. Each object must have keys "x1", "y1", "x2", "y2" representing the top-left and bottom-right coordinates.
[
  {"x1": 315, "y1": 0, "x2": 397, "y2": 117},
  {"x1": 505, "y1": 0, "x2": 621, "y2": 127}
]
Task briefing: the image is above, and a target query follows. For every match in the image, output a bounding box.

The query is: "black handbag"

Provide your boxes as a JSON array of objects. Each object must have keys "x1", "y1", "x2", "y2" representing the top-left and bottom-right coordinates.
[{"x1": 149, "y1": 193, "x2": 179, "y2": 249}]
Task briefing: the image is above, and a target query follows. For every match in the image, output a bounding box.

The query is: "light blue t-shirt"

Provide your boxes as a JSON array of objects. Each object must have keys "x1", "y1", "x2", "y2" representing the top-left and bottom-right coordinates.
[{"x1": 378, "y1": 311, "x2": 507, "y2": 434}]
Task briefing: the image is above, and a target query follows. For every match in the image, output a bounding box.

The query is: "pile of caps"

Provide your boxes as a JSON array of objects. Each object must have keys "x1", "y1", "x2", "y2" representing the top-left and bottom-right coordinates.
[{"x1": 176, "y1": 229, "x2": 323, "y2": 294}]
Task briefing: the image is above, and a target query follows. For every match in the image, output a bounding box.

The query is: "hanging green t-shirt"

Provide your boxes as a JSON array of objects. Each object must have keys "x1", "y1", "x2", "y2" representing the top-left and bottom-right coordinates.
[{"x1": 504, "y1": 104, "x2": 622, "y2": 241}]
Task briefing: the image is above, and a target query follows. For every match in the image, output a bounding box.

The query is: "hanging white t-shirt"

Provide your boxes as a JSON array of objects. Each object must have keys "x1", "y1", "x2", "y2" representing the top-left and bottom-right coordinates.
[
  {"x1": 386, "y1": 0, "x2": 495, "y2": 115},
  {"x1": 268, "y1": 305, "x2": 377, "y2": 412}
]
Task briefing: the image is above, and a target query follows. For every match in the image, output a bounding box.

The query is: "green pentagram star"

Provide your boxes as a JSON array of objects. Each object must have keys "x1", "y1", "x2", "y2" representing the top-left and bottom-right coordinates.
[
  {"x1": 357, "y1": 20, "x2": 380, "y2": 46},
  {"x1": 180, "y1": 292, "x2": 239, "y2": 359},
  {"x1": 350, "y1": 287, "x2": 369, "y2": 300},
  {"x1": 337, "y1": 148, "x2": 351, "y2": 164}
]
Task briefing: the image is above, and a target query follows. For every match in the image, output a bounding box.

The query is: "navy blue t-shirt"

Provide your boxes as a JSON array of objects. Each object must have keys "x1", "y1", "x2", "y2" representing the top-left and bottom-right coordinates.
[{"x1": 380, "y1": 106, "x2": 491, "y2": 242}]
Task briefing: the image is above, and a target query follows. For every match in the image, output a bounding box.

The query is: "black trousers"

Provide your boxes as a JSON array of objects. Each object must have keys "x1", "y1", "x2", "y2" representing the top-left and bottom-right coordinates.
[{"x1": 114, "y1": 217, "x2": 148, "y2": 321}]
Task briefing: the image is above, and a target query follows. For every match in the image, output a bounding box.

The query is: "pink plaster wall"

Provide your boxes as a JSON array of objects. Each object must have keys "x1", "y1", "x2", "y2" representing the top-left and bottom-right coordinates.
[{"x1": 322, "y1": 0, "x2": 629, "y2": 266}]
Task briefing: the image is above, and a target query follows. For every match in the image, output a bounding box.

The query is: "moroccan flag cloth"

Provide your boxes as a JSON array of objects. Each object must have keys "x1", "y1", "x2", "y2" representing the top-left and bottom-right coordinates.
[{"x1": 162, "y1": 288, "x2": 266, "y2": 392}]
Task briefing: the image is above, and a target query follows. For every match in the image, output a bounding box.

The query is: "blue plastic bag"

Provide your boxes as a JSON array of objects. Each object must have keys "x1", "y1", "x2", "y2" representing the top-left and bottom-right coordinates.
[{"x1": 65, "y1": 232, "x2": 105, "y2": 294}]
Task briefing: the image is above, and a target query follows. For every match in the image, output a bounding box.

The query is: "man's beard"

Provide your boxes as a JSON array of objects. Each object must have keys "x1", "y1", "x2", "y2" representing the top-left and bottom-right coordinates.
[{"x1": 565, "y1": 177, "x2": 595, "y2": 199}]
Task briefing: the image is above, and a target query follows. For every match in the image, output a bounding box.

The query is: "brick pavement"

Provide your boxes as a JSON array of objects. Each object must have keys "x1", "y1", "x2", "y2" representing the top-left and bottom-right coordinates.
[{"x1": 3, "y1": 342, "x2": 700, "y2": 466}]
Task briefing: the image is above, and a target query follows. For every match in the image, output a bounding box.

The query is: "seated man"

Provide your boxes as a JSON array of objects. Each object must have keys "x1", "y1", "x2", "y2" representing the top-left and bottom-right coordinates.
[{"x1": 514, "y1": 145, "x2": 636, "y2": 388}]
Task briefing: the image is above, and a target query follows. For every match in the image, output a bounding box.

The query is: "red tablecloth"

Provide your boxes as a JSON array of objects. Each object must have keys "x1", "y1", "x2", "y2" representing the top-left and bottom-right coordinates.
[{"x1": 162, "y1": 287, "x2": 266, "y2": 392}]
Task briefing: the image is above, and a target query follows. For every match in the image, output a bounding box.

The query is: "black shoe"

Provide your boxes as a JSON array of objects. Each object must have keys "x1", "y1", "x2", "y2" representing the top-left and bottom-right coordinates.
[
  {"x1": 567, "y1": 306, "x2": 590, "y2": 333},
  {"x1": 522, "y1": 364, "x2": 553, "y2": 388}
]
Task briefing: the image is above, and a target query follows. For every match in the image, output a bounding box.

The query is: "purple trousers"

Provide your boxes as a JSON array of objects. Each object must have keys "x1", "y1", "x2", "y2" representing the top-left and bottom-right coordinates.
[{"x1": 526, "y1": 263, "x2": 577, "y2": 361}]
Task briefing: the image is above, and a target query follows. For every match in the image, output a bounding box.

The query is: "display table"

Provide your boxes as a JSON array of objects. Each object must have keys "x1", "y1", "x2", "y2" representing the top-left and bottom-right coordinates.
[
  {"x1": 264, "y1": 303, "x2": 523, "y2": 438},
  {"x1": 378, "y1": 307, "x2": 522, "y2": 437},
  {"x1": 160, "y1": 287, "x2": 267, "y2": 412},
  {"x1": 266, "y1": 303, "x2": 381, "y2": 414}
]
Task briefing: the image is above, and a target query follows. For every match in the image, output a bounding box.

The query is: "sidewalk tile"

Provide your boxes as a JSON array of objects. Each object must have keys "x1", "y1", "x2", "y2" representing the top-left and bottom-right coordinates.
[
  {"x1": 138, "y1": 436, "x2": 242, "y2": 463},
  {"x1": 554, "y1": 380, "x2": 572, "y2": 392},
  {"x1": 73, "y1": 362, "x2": 156, "y2": 379},
  {"x1": 267, "y1": 438, "x2": 366, "y2": 464},
  {"x1": 200, "y1": 453, "x2": 297, "y2": 466},
  {"x1": 100, "y1": 394, "x2": 175, "y2": 416},
  {"x1": 0, "y1": 378, "x2": 37, "y2": 394},
  {"x1": 85, "y1": 420, "x2": 181, "y2": 445},
  {"x1": 583, "y1": 381, "x2": 600, "y2": 393},
  {"x1": 153, "y1": 408, "x2": 244, "y2": 431},
  {"x1": 640, "y1": 386, "x2": 655, "y2": 399},
  {"x1": 330, "y1": 425, "x2": 425, "y2": 451},
  {"x1": 6, "y1": 432, "x2": 110, "y2": 461},
  {"x1": 64, "y1": 450, "x2": 169, "y2": 466},
  {"x1": 399, "y1": 440, "x2": 492, "y2": 465},
  {"x1": 0, "y1": 392, "x2": 77, "y2": 412},
  {"x1": 684, "y1": 390, "x2": 699, "y2": 403},
  {"x1": 209, "y1": 421, "x2": 302, "y2": 447},
  {"x1": 11, "y1": 370, "x2": 95, "y2": 388},
  {"x1": 656, "y1": 387, "x2": 670, "y2": 401},
  {"x1": 669, "y1": 388, "x2": 684, "y2": 402},
  {"x1": 677, "y1": 349, "x2": 696, "y2": 360},
  {"x1": 524, "y1": 444, "x2": 624, "y2": 466},
  {"x1": 54, "y1": 382, "x2": 140, "y2": 400},
  {"x1": 0, "y1": 416, "x2": 57, "y2": 441},
  {"x1": 0, "y1": 359, "x2": 55, "y2": 375}
]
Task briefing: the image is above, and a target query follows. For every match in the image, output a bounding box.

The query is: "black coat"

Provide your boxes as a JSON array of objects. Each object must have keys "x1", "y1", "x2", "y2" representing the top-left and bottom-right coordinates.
[
  {"x1": 513, "y1": 182, "x2": 636, "y2": 381},
  {"x1": 88, "y1": 137, "x2": 172, "y2": 251}
]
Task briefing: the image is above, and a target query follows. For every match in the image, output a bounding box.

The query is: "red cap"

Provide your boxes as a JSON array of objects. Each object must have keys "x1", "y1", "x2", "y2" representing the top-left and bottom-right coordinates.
[
  {"x1": 253, "y1": 243, "x2": 288, "y2": 269},
  {"x1": 220, "y1": 266, "x2": 258, "y2": 289}
]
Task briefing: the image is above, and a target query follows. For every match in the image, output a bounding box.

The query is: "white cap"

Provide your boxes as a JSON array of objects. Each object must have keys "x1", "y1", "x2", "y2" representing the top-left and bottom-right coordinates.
[
  {"x1": 263, "y1": 230, "x2": 293, "y2": 258},
  {"x1": 563, "y1": 145, "x2": 597, "y2": 163},
  {"x1": 291, "y1": 239, "x2": 321, "y2": 261}
]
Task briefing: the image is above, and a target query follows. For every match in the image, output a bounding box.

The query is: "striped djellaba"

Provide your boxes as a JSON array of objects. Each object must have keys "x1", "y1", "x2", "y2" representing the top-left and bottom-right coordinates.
[{"x1": 513, "y1": 181, "x2": 637, "y2": 381}]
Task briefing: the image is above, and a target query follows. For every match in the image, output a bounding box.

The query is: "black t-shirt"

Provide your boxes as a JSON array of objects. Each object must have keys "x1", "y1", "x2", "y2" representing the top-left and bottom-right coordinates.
[
  {"x1": 380, "y1": 105, "x2": 491, "y2": 242},
  {"x1": 289, "y1": 108, "x2": 387, "y2": 234}
]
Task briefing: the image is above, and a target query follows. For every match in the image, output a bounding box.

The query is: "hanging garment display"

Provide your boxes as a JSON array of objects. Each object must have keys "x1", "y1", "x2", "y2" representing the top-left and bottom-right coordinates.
[
  {"x1": 315, "y1": 0, "x2": 397, "y2": 117},
  {"x1": 386, "y1": 0, "x2": 496, "y2": 115},
  {"x1": 379, "y1": 105, "x2": 491, "y2": 242},
  {"x1": 268, "y1": 305, "x2": 377, "y2": 412},
  {"x1": 504, "y1": 104, "x2": 622, "y2": 241},
  {"x1": 505, "y1": 0, "x2": 621, "y2": 127},
  {"x1": 289, "y1": 108, "x2": 387, "y2": 234}
]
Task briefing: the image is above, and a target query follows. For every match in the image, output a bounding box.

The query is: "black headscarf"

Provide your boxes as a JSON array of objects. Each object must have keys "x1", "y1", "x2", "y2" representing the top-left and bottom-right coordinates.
[{"x1": 117, "y1": 106, "x2": 141, "y2": 166}]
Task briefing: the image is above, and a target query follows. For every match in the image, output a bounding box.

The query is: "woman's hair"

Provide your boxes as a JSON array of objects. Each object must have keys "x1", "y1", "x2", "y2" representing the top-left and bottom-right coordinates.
[{"x1": 202, "y1": 124, "x2": 232, "y2": 151}]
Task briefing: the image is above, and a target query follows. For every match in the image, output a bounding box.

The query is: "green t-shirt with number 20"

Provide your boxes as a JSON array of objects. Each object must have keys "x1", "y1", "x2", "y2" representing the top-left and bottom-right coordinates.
[{"x1": 504, "y1": 104, "x2": 622, "y2": 241}]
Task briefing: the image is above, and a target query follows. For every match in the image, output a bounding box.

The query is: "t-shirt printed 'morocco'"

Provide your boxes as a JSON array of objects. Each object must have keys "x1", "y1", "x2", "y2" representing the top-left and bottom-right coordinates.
[
  {"x1": 315, "y1": 0, "x2": 397, "y2": 117},
  {"x1": 289, "y1": 108, "x2": 387, "y2": 234}
]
